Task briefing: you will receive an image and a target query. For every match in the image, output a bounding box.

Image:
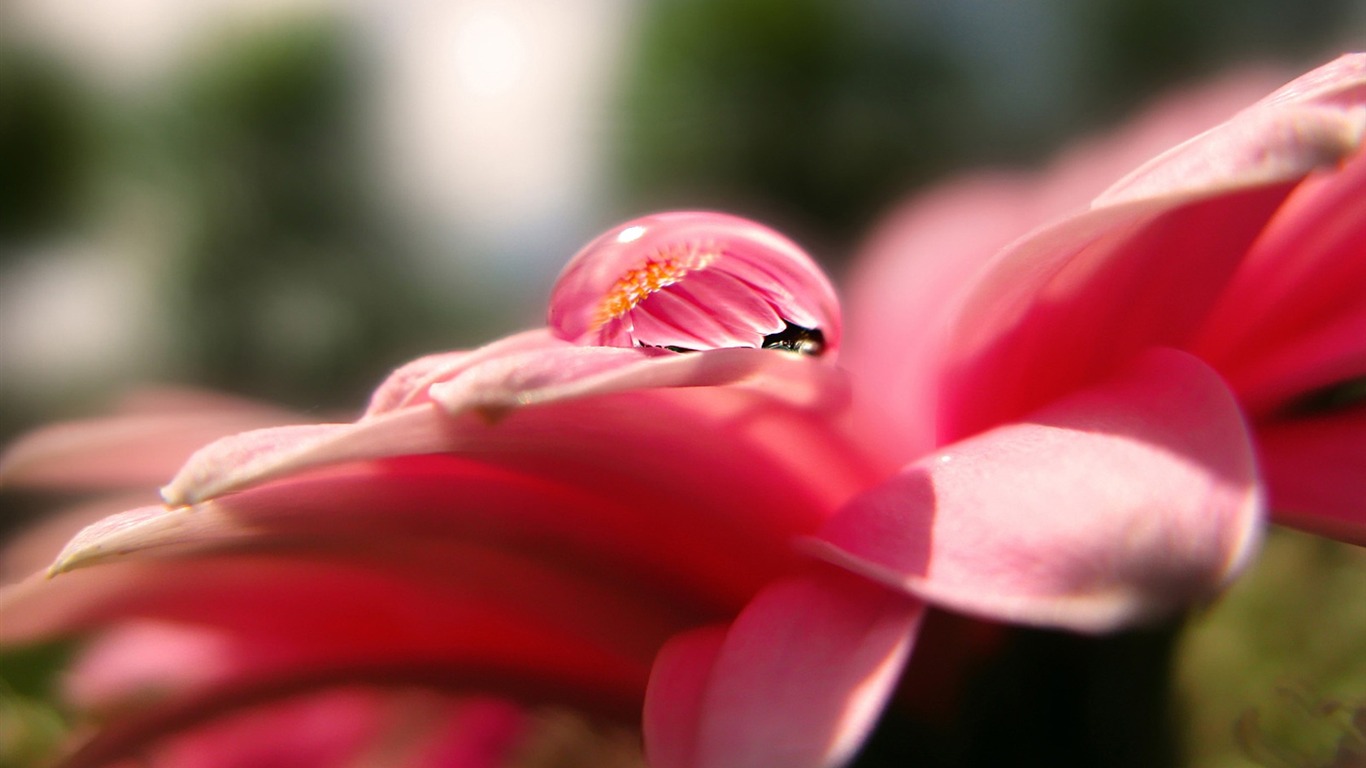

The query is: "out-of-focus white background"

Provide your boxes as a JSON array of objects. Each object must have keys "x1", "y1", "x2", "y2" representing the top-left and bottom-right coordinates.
[{"x1": 3, "y1": 0, "x2": 1361, "y2": 419}]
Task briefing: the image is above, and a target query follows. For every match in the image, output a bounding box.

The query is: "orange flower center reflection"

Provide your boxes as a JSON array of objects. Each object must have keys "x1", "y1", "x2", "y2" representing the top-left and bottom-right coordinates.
[{"x1": 593, "y1": 243, "x2": 717, "y2": 329}]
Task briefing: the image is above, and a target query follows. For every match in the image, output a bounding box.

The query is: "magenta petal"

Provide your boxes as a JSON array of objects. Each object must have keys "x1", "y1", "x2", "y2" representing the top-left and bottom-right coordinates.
[
  {"x1": 1094, "y1": 104, "x2": 1365, "y2": 207},
  {"x1": 0, "y1": 395, "x2": 297, "y2": 490},
  {"x1": 160, "y1": 411, "x2": 449, "y2": 505},
  {"x1": 672, "y1": 273, "x2": 786, "y2": 337},
  {"x1": 1258, "y1": 409, "x2": 1366, "y2": 544},
  {"x1": 165, "y1": 342, "x2": 850, "y2": 505},
  {"x1": 426, "y1": 344, "x2": 846, "y2": 416},
  {"x1": 842, "y1": 174, "x2": 1048, "y2": 463},
  {"x1": 1192, "y1": 150, "x2": 1366, "y2": 410},
  {"x1": 644, "y1": 568, "x2": 923, "y2": 768},
  {"x1": 1094, "y1": 54, "x2": 1366, "y2": 207},
  {"x1": 52, "y1": 454, "x2": 799, "y2": 612},
  {"x1": 940, "y1": 181, "x2": 1293, "y2": 440},
  {"x1": 937, "y1": 57, "x2": 1366, "y2": 440},
  {"x1": 813, "y1": 348, "x2": 1264, "y2": 633},
  {"x1": 364, "y1": 330, "x2": 562, "y2": 416},
  {"x1": 643, "y1": 626, "x2": 727, "y2": 768}
]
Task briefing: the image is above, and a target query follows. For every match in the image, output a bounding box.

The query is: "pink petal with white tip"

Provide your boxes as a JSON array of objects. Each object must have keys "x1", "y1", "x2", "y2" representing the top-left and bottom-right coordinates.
[
  {"x1": 811, "y1": 348, "x2": 1263, "y2": 633},
  {"x1": 163, "y1": 342, "x2": 855, "y2": 506},
  {"x1": 644, "y1": 568, "x2": 922, "y2": 768}
]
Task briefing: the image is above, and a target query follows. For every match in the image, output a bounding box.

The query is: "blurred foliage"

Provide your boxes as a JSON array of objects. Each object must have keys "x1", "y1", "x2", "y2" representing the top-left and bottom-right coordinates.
[
  {"x1": 1178, "y1": 529, "x2": 1366, "y2": 768},
  {"x1": 616, "y1": 0, "x2": 1363, "y2": 262},
  {"x1": 145, "y1": 22, "x2": 443, "y2": 408},
  {"x1": 615, "y1": 0, "x2": 969, "y2": 257},
  {"x1": 0, "y1": 50, "x2": 95, "y2": 245},
  {"x1": 0, "y1": 641, "x2": 77, "y2": 768}
]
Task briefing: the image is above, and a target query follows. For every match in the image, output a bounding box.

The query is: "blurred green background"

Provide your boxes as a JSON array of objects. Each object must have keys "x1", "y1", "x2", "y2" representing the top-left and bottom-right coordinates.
[{"x1": 2, "y1": 1, "x2": 1365, "y2": 766}]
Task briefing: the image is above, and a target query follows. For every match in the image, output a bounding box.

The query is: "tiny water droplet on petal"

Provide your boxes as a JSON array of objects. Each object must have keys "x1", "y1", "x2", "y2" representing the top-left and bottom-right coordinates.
[{"x1": 547, "y1": 212, "x2": 841, "y2": 357}]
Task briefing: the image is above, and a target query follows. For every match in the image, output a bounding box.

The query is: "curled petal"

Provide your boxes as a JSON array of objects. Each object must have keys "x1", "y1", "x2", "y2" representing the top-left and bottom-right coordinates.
[
  {"x1": 940, "y1": 55, "x2": 1366, "y2": 440},
  {"x1": 51, "y1": 452, "x2": 826, "y2": 613},
  {"x1": 1193, "y1": 150, "x2": 1366, "y2": 412},
  {"x1": 942, "y1": 183, "x2": 1292, "y2": 439},
  {"x1": 1095, "y1": 53, "x2": 1366, "y2": 207},
  {"x1": 1093, "y1": 104, "x2": 1365, "y2": 208},
  {"x1": 0, "y1": 391, "x2": 297, "y2": 490},
  {"x1": 363, "y1": 330, "x2": 561, "y2": 416},
  {"x1": 644, "y1": 568, "x2": 923, "y2": 768},
  {"x1": 427, "y1": 344, "x2": 839, "y2": 416},
  {"x1": 548, "y1": 212, "x2": 840, "y2": 356},
  {"x1": 162, "y1": 343, "x2": 855, "y2": 505},
  {"x1": 810, "y1": 348, "x2": 1264, "y2": 633}
]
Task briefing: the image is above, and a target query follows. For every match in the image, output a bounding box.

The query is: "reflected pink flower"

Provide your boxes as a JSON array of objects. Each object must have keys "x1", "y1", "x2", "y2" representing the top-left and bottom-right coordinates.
[{"x1": 1, "y1": 54, "x2": 1364, "y2": 768}]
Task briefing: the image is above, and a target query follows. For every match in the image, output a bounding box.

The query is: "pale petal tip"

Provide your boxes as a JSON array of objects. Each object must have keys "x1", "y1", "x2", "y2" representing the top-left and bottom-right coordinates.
[{"x1": 47, "y1": 536, "x2": 108, "y2": 578}]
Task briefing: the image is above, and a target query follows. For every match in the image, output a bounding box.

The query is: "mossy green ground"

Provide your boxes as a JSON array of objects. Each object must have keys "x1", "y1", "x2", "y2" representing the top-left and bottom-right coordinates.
[{"x1": 1179, "y1": 528, "x2": 1366, "y2": 768}]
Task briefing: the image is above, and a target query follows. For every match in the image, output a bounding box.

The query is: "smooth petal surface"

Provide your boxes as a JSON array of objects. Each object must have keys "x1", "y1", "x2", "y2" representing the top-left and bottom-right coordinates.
[
  {"x1": 643, "y1": 627, "x2": 726, "y2": 768},
  {"x1": 937, "y1": 56, "x2": 1366, "y2": 442},
  {"x1": 65, "y1": 620, "x2": 244, "y2": 708},
  {"x1": 812, "y1": 348, "x2": 1264, "y2": 632},
  {"x1": 842, "y1": 174, "x2": 1047, "y2": 464},
  {"x1": 1257, "y1": 408, "x2": 1366, "y2": 544},
  {"x1": 363, "y1": 329, "x2": 561, "y2": 415},
  {"x1": 548, "y1": 212, "x2": 840, "y2": 354},
  {"x1": 842, "y1": 68, "x2": 1294, "y2": 466},
  {"x1": 1, "y1": 552, "x2": 659, "y2": 717},
  {"x1": 1192, "y1": 150, "x2": 1366, "y2": 414},
  {"x1": 426, "y1": 344, "x2": 831, "y2": 415},
  {"x1": 164, "y1": 343, "x2": 854, "y2": 506},
  {"x1": 0, "y1": 390, "x2": 297, "y2": 490},
  {"x1": 1094, "y1": 54, "x2": 1366, "y2": 207},
  {"x1": 54, "y1": 452, "x2": 821, "y2": 612},
  {"x1": 645, "y1": 568, "x2": 923, "y2": 768},
  {"x1": 939, "y1": 182, "x2": 1295, "y2": 441}
]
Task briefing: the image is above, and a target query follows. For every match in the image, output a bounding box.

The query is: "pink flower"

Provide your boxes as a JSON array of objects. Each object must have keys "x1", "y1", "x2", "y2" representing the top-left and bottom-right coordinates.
[
  {"x1": 824, "y1": 53, "x2": 1366, "y2": 631},
  {"x1": 1, "y1": 212, "x2": 921, "y2": 768},
  {"x1": 2, "y1": 54, "x2": 1364, "y2": 768}
]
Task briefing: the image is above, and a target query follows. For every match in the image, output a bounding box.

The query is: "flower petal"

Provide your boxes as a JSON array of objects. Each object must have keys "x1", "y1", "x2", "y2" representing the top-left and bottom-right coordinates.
[
  {"x1": 1094, "y1": 54, "x2": 1366, "y2": 207},
  {"x1": 938, "y1": 56, "x2": 1366, "y2": 441},
  {"x1": 163, "y1": 345, "x2": 864, "y2": 507},
  {"x1": 811, "y1": 348, "x2": 1264, "y2": 633},
  {"x1": 644, "y1": 568, "x2": 923, "y2": 768},
  {"x1": 363, "y1": 329, "x2": 561, "y2": 416},
  {"x1": 0, "y1": 392, "x2": 297, "y2": 490},
  {"x1": 1258, "y1": 408, "x2": 1366, "y2": 544},
  {"x1": 643, "y1": 626, "x2": 726, "y2": 768},
  {"x1": 842, "y1": 174, "x2": 1047, "y2": 463},
  {"x1": 159, "y1": 413, "x2": 448, "y2": 505},
  {"x1": 940, "y1": 183, "x2": 1294, "y2": 440},
  {"x1": 2, "y1": 553, "x2": 659, "y2": 712},
  {"x1": 53, "y1": 453, "x2": 818, "y2": 612},
  {"x1": 427, "y1": 344, "x2": 835, "y2": 415},
  {"x1": 59, "y1": 674, "x2": 531, "y2": 768},
  {"x1": 1192, "y1": 150, "x2": 1366, "y2": 413}
]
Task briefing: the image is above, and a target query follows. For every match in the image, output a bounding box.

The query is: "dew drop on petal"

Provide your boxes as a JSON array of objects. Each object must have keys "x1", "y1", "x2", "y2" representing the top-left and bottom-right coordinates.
[{"x1": 547, "y1": 211, "x2": 841, "y2": 357}]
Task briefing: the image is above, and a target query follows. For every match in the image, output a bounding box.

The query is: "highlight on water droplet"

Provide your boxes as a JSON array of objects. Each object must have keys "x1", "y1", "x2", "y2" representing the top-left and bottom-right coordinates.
[{"x1": 547, "y1": 211, "x2": 841, "y2": 357}]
